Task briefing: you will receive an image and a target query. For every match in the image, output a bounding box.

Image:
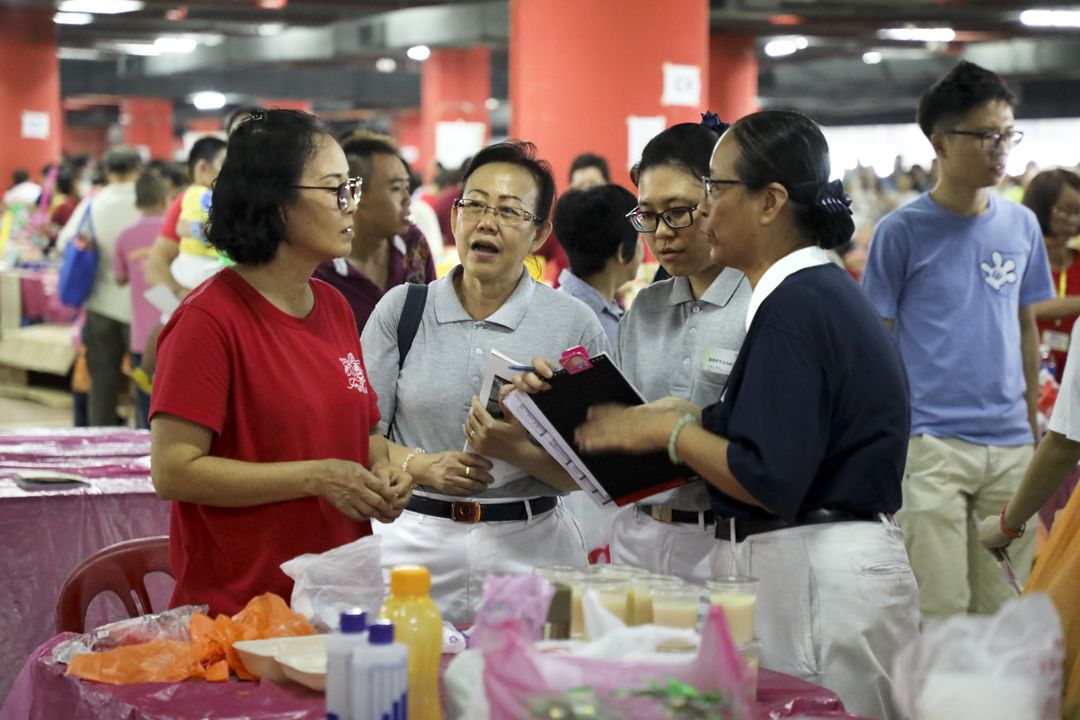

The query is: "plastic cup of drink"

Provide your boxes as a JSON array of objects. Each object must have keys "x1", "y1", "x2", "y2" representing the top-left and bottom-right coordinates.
[
  {"x1": 535, "y1": 566, "x2": 589, "y2": 638},
  {"x1": 738, "y1": 639, "x2": 761, "y2": 686},
  {"x1": 594, "y1": 564, "x2": 651, "y2": 579},
  {"x1": 629, "y1": 575, "x2": 685, "y2": 625},
  {"x1": 650, "y1": 586, "x2": 702, "y2": 629},
  {"x1": 706, "y1": 576, "x2": 759, "y2": 644},
  {"x1": 583, "y1": 578, "x2": 631, "y2": 624}
]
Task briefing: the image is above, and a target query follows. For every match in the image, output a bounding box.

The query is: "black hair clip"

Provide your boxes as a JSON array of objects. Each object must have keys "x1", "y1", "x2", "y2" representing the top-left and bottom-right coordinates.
[
  {"x1": 815, "y1": 179, "x2": 853, "y2": 215},
  {"x1": 700, "y1": 111, "x2": 728, "y2": 132}
]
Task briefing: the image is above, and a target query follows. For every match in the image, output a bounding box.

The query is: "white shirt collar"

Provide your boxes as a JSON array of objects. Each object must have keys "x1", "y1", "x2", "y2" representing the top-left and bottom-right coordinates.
[{"x1": 745, "y1": 246, "x2": 830, "y2": 331}]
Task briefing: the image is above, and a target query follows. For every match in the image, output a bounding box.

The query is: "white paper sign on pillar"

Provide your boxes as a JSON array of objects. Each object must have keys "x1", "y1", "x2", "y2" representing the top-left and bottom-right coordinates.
[
  {"x1": 435, "y1": 121, "x2": 486, "y2": 172},
  {"x1": 661, "y1": 63, "x2": 702, "y2": 108},
  {"x1": 626, "y1": 115, "x2": 667, "y2": 171},
  {"x1": 20, "y1": 111, "x2": 50, "y2": 140}
]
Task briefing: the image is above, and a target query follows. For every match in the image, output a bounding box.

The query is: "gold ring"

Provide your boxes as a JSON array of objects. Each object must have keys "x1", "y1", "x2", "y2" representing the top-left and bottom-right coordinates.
[{"x1": 465, "y1": 466, "x2": 471, "y2": 478}]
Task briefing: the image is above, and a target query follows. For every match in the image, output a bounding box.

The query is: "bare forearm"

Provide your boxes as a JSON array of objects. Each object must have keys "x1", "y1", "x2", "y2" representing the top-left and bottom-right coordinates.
[
  {"x1": 152, "y1": 452, "x2": 323, "y2": 506},
  {"x1": 1032, "y1": 296, "x2": 1080, "y2": 322},
  {"x1": 513, "y1": 442, "x2": 579, "y2": 492},
  {"x1": 146, "y1": 236, "x2": 183, "y2": 292},
  {"x1": 1003, "y1": 430, "x2": 1080, "y2": 528}
]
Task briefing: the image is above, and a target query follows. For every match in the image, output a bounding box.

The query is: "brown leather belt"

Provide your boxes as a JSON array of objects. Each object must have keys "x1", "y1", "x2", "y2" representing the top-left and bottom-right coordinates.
[
  {"x1": 714, "y1": 508, "x2": 879, "y2": 542},
  {"x1": 407, "y1": 494, "x2": 557, "y2": 524}
]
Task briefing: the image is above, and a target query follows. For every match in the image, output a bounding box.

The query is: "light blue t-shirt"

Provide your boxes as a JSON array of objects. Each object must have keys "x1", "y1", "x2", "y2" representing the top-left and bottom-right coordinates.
[{"x1": 861, "y1": 192, "x2": 1053, "y2": 445}]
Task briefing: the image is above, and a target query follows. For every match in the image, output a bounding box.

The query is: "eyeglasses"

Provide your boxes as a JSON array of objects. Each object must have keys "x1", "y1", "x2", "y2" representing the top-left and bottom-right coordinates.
[
  {"x1": 293, "y1": 177, "x2": 363, "y2": 211},
  {"x1": 944, "y1": 129, "x2": 1024, "y2": 150},
  {"x1": 624, "y1": 205, "x2": 698, "y2": 233},
  {"x1": 701, "y1": 176, "x2": 745, "y2": 197},
  {"x1": 453, "y1": 198, "x2": 541, "y2": 226},
  {"x1": 1053, "y1": 205, "x2": 1080, "y2": 220}
]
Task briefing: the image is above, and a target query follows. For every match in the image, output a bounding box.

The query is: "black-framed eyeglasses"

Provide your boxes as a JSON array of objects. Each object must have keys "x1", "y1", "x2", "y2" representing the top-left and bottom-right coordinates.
[
  {"x1": 293, "y1": 177, "x2": 363, "y2": 211},
  {"x1": 625, "y1": 205, "x2": 698, "y2": 233},
  {"x1": 702, "y1": 176, "x2": 745, "y2": 197},
  {"x1": 453, "y1": 198, "x2": 541, "y2": 226},
  {"x1": 944, "y1": 129, "x2": 1024, "y2": 150}
]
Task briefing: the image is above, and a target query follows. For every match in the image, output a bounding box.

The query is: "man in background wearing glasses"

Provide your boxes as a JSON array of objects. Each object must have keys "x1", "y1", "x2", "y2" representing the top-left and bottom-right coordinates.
[{"x1": 862, "y1": 61, "x2": 1054, "y2": 622}]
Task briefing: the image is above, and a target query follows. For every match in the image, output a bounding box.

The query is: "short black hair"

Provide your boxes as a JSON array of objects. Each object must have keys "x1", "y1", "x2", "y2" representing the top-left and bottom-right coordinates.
[
  {"x1": 1023, "y1": 169, "x2": 1080, "y2": 236},
  {"x1": 187, "y1": 136, "x2": 227, "y2": 177},
  {"x1": 134, "y1": 170, "x2": 167, "y2": 210},
  {"x1": 207, "y1": 109, "x2": 332, "y2": 265},
  {"x1": 102, "y1": 146, "x2": 142, "y2": 175},
  {"x1": 340, "y1": 131, "x2": 401, "y2": 179},
  {"x1": 226, "y1": 105, "x2": 266, "y2": 135},
  {"x1": 54, "y1": 168, "x2": 74, "y2": 196},
  {"x1": 462, "y1": 141, "x2": 556, "y2": 222},
  {"x1": 917, "y1": 61, "x2": 1017, "y2": 139},
  {"x1": 630, "y1": 122, "x2": 724, "y2": 187},
  {"x1": 554, "y1": 184, "x2": 638, "y2": 277},
  {"x1": 728, "y1": 110, "x2": 853, "y2": 251},
  {"x1": 569, "y1": 153, "x2": 610, "y2": 183},
  {"x1": 12, "y1": 169, "x2": 29, "y2": 185}
]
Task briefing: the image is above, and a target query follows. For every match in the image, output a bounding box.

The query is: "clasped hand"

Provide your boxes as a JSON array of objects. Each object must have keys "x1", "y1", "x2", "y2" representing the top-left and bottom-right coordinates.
[{"x1": 317, "y1": 459, "x2": 411, "y2": 524}]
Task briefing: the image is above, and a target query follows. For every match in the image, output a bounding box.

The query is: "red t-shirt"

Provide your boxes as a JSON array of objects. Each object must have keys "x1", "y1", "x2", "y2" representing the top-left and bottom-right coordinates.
[
  {"x1": 159, "y1": 192, "x2": 183, "y2": 242},
  {"x1": 1037, "y1": 251, "x2": 1080, "y2": 382},
  {"x1": 150, "y1": 268, "x2": 380, "y2": 615}
]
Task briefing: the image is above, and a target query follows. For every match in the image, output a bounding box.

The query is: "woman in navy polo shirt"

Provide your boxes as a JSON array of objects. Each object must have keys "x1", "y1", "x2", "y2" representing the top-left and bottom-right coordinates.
[{"x1": 572, "y1": 110, "x2": 918, "y2": 720}]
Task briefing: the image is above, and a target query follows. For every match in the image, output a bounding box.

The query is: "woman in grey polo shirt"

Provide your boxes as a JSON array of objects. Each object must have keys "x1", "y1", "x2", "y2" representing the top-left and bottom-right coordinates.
[
  {"x1": 612, "y1": 118, "x2": 751, "y2": 581},
  {"x1": 361, "y1": 141, "x2": 608, "y2": 623}
]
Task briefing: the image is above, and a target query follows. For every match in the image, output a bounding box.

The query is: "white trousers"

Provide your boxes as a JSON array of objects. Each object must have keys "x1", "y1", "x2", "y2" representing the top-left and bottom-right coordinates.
[
  {"x1": 372, "y1": 500, "x2": 588, "y2": 623},
  {"x1": 561, "y1": 491, "x2": 616, "y2": 557},
  {"x1": 709, "y1": 518, "x2": 918, "y2": 720},
  {"x1": 610, "y1": 506, "x2": 715, "y2": 582}
]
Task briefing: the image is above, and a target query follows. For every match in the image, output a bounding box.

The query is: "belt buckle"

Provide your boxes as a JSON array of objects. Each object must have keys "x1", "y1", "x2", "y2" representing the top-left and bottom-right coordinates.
[
  {"x1": 649, "y1": 505, "x2": 673, "y2": 523},
  {"x1": 451, "y1": 500, "x2": 482, "y2": 524}
]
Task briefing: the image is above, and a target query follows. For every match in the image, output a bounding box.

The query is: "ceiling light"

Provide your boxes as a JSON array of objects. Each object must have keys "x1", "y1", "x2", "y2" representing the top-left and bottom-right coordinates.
[
  {"x1": 1020, "y1": 9, "x2": 1080, "y2": 27},
  {"x1": 764, "y1": 38, "x2": 799, "y2": 57},
  {"x1": 406, "y1": 45, "x2": 431, "y2": 62},
  {"x1": 192, "y1": 91, "x2": 227, "y2": 110},
  {"x1": 58, "y1": 47, "x2": 103, "y2": 60},
  {"x1": 862, "y1": 51, "x2": 883, "y2": 64},
  {"x1": 877, "y1": 27, "x2": 956, "y2": 42},
  {"x1": 257, "y1": 0, "x2": 287, "y2": 8},
  {"x1": 154, "y1": 37, "x2": 197, "y2": 53},
  {"x1": 57, "y1": 0, "x2": 144, "y2": 14},
  {"x1": 53, "y1": 12, "x2": 93, "y2": 24},
  {"x1": 106, "y1": 42, "x2": 160, "y2": 56},
  {"x1": 375, "y1": 57, "x2": 397, "y2": 73},
  {"x1": 794, "y1": 36, "x2": 808, "y2": 49},
  {"x1": 257, "y1": 23, "x2": 284, "y2": 36},
  {"x1": 484, "y1": 98, "x2": 499, "y2": 111}
]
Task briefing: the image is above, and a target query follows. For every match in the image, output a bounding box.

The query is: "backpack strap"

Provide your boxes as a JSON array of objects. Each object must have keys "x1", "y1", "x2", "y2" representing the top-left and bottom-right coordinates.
[{"x1": 396, "y1": 283, "x2": 428, "y2": 370}]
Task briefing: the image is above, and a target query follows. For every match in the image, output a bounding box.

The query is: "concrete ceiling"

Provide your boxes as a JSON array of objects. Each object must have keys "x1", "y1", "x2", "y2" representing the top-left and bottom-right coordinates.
[{"x1": 4, "y1": 0, "x2": 1080, "y2": 126}]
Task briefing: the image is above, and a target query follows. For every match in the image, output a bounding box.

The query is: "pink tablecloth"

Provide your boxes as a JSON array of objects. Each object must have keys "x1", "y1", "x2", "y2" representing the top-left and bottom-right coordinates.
[
  {"x1": 0, "y1": 428, "x2": 171, "y2": 705},
  {"x1": 16, "y1": 269, "x2": 77, "y2": 324},
  {"x1": 1, "y1": 634, "x2": 867, "y2": 720}
]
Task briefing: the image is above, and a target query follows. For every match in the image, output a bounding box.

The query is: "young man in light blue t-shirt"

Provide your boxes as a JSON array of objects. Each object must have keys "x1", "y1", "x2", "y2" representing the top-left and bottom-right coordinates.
[{"x1": 861, "y1": 61, "x2": 1054, "y2": 621}]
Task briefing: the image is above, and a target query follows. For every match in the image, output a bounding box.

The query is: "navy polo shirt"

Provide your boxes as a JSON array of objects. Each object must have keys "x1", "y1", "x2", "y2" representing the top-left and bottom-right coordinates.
[{"x1": 702, "y1": 264, "x2": 910, "y2": 522}]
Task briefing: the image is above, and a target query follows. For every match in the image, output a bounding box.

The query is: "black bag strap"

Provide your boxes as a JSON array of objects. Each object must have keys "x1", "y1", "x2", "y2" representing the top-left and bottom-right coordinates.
[
  {"x1": 396, "y1": 283, "x2": 428, "y2": 370},
  {"x1": 386, "y1": 283, "x2": 428, "y2": 442}
]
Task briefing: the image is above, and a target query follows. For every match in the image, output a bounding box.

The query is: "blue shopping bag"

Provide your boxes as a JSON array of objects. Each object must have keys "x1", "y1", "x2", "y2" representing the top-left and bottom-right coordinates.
[{"x1": 58, "y1": 202, "x2": 97, "y2": 308}]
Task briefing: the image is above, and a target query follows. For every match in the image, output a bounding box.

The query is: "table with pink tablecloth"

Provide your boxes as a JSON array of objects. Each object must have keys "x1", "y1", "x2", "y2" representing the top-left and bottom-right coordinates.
[
  {"x1": 15, "y1": 268, "x2": 77, "y2": 324},
  {"x1": 1, "y1": 633, "x2": 868, "y2": 720},
  {"x1": 0, "y1": 428, "x2": 171, "y2": 705}
]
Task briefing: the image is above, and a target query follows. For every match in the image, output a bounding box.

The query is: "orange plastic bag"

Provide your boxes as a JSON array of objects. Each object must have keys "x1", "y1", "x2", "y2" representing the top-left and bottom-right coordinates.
[{"x1": 67, "y1": 593, "x2": 314, "y2": 684}]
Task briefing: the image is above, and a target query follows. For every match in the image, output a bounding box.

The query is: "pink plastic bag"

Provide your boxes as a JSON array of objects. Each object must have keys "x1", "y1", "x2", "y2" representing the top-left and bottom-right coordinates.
[{"x1": 481, "y1": 605, "x2": 754, "y2": 719}]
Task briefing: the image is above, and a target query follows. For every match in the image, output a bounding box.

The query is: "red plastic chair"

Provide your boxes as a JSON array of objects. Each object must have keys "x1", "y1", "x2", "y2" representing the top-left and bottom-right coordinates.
[{"x1": 55, "y1": 535, "x2": 172, "y2": 634}]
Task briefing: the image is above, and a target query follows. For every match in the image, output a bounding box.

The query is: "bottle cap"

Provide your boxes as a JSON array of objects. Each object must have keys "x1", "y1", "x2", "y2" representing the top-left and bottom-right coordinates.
[
  {"x1": 339, "y1": 609, "x2": 367, "y2": 633},
  {"x1": 389, "y1": 565, "x2": 432, "y2": 596},
  {"x1": 368, "y1": 620, "x2": 394, "y2": 645}
]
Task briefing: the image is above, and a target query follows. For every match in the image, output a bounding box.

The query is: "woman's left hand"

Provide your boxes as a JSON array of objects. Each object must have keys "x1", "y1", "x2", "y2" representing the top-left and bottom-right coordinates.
[
  {"x1": 575, "y1": 404, "x2": 677, "y2": 455},
  {"x1": 371, "y1": 462, "x2": 413, "y2": 523},
  {"x1": 465, "y1": 395, "x2": 531, "y2": 462}
]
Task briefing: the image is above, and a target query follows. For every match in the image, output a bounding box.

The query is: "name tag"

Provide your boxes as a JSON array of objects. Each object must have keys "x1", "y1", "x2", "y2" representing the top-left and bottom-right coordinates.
[
  {"x1": 701, "y1": 346, "x2": 738, "y2": 376},
  {"x1": 1043, "y1": 329, "x2": 1071, "y2": 353}
]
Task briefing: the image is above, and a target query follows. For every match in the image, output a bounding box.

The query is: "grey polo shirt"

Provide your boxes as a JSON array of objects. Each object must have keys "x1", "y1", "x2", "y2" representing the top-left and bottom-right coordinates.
[
  {"x1": 361, "y1": 265, "x2": 610, "y2": 499},
  {"x1": 615, "y1": 268, "x2": 750, "y2": 511},
  {"x1": 557, "y1": 269, "x2": 623, "y2": 348}
]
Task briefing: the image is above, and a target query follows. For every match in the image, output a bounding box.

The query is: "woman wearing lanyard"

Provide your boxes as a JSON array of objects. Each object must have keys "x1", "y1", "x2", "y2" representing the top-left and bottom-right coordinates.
[
  {"x1": 569, "y1": 110, "x2": 918, "y2": 720},
  {"x1": 1028, "y1": 169, "x2": 1080, "y2": 383}
]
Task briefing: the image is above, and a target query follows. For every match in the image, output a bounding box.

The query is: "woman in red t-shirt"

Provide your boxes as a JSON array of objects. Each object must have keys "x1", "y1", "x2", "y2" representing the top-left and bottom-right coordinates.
[
  {"x1": 1028, "y1": 169, "x2": 1080, "y2": 383},
  {"x1": 149, "y1": 110, "x2": 411, "y2": 615}
]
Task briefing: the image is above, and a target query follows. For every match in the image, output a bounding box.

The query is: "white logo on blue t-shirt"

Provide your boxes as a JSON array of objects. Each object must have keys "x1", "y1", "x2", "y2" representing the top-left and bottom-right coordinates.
[{"x1": 980, "y1": 251, "x2": 1018, "y2": 291}]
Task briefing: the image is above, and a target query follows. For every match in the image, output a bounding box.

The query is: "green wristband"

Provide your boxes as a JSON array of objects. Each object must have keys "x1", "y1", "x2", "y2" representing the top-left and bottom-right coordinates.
[{"x1": 667, "y1": 413, "x2": 698, "y2": 465}]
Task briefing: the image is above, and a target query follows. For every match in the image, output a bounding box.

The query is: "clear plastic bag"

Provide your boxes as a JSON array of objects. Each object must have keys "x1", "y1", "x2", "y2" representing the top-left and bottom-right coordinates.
[
  {"x1": 892, "y1": 593, "x2": 1065, "y2": 720},
  {"x1": 51, "y1": 604, "x2": 206, "y2": 665},
  {"x1": 279, "y1": 534, "x2": 384, "y2": 631}
]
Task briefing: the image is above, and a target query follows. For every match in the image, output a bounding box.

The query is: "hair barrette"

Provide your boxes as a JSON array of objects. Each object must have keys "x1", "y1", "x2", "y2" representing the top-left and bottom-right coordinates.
[
  {"x1": 815, "y1": 179, "x2": 853, "y2": 215},
  {"x1": 700, "y1": 111, "x2": 728, "y2": 132}
]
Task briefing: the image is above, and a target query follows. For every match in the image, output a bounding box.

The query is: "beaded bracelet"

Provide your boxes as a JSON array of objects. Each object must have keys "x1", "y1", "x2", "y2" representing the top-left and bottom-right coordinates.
[
  {"x1": 401, "y1": 447, "x2": 427, "y2": 473},
  {"x1": 999, "y1": 503, "x2": 1025, "y2": 539},
  {"x1": 667, "y1": 413, "x2": 698, "y2": 465}
]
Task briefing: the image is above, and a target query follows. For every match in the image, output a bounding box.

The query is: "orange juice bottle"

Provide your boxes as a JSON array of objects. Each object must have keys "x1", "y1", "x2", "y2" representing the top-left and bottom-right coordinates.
[{"x1": 381, "y1": 565, "x2": 443, "y2": 720}]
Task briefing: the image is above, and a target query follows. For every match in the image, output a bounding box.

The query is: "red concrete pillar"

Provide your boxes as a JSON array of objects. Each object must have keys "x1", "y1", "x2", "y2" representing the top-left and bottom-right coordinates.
[
  {"x1": 510, "y1": 0, "x2": 708, "y2": 190},
  {"x1": 121, "y1": 98, "x2": 174, "y2": 160},
  {"x1": 0, "y1": 8, "x2": 62, "y2": 191},
  {"x1": 709, "y1": 33, "x2": 759, "y2": 123},
  {"x1": 420, "y1": 48, "x2": 490, "y2": 182}
]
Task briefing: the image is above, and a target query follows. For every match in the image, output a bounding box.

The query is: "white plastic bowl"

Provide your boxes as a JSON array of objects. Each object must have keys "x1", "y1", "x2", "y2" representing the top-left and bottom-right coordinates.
[{"x1": 233, "y1": 634, "x2": 327, "y2": 682}]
